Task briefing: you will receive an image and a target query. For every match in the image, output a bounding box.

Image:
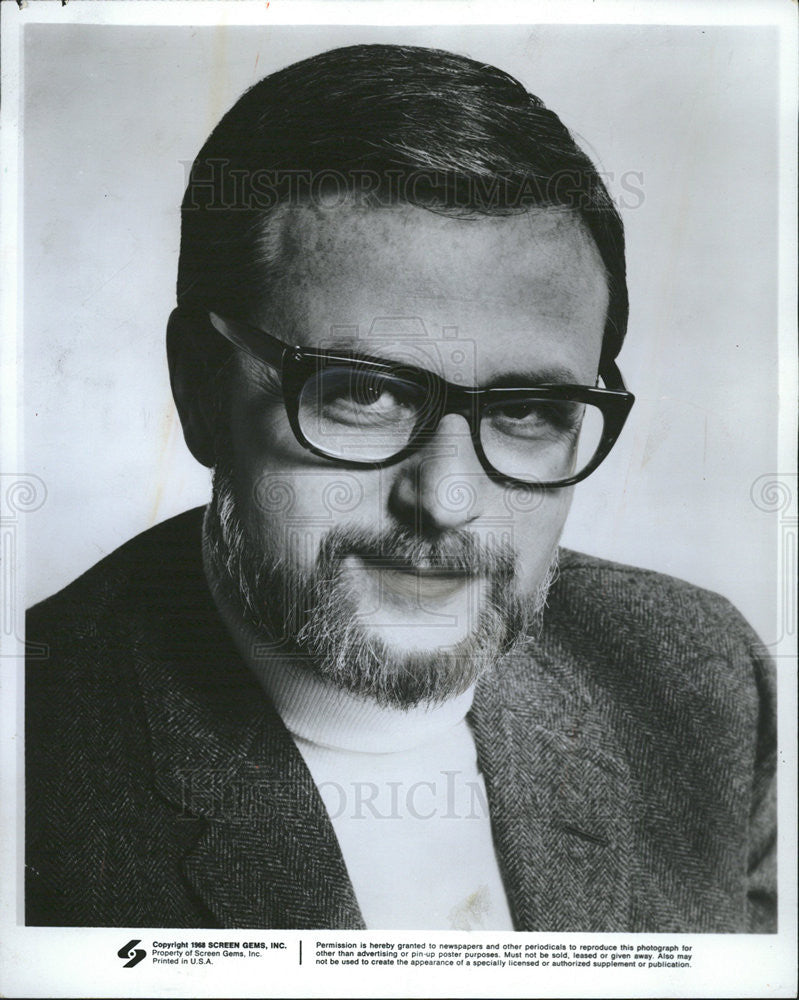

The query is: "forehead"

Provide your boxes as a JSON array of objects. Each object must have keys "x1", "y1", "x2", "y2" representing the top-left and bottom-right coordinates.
[{"x1": 253, "y1": 203, "x2": 609, "y2": 382}]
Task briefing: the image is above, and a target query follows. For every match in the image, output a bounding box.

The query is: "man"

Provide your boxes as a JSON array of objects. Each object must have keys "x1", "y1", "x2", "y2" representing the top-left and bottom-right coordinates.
[{"x1": 26, "y1": 43, "x2": 775, "y2": 931}]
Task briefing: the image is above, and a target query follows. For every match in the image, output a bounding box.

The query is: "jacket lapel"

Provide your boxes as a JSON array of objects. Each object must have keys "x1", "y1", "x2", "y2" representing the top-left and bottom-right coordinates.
[
  {"x1": 133, "y1": 573, "x2": 364, "y2": 929},
  {"x1": 178, "y1": 712, "x2": 365, "y2": 929},
  {"x1": 471, "y1": 641, "x2": 633, "y2": 932}
]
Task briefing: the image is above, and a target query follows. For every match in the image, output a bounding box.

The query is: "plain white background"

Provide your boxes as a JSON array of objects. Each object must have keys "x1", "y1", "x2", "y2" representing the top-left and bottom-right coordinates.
[{"x1": 23, "y1": 22, "x2": 780, "y2": 642}]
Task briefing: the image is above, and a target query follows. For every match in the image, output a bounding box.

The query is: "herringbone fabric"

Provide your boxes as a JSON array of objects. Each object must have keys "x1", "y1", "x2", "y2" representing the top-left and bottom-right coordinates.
[{"x1": 25, "y1": 508, "x2": 776, "y2": 931}]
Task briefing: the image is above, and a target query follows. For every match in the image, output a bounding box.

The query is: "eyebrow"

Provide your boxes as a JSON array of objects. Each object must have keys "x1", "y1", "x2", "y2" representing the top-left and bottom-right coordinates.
[
  {"x1": 482, "y1": 366, "x2": 583, "y2": 387},
  {"x1": 314, "y1": 341, "x2": 584, "y2": 387}
]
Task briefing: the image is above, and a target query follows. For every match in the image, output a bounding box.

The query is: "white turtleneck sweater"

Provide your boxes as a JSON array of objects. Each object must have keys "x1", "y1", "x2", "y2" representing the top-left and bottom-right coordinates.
[
  {"x1": 204, "y1": 547, "x2": 514, "y2": 930},
  {"x1": 256, "y1": 662, "x2": 514, "y2": 930}
]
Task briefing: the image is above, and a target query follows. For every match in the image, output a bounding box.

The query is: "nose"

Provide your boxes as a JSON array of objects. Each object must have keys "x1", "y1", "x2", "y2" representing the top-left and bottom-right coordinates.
[{"x1": 387, "y1": 413, "x2": 491, "y2": 534}]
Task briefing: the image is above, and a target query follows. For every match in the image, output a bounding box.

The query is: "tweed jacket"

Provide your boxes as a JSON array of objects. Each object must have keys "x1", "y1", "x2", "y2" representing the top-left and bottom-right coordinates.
[{"x1": 25, "y1": 508, "x2": 776, "y2": 931}]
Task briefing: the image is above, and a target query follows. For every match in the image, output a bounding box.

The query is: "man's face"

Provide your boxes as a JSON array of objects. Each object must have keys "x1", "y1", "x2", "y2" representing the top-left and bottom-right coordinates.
[{"x1": 206, "y1": 203, "x2": 608, "y2": 706}]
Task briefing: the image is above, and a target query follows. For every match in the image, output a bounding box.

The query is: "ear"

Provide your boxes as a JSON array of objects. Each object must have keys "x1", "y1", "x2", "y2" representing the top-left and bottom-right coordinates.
[{"x1": 166, "y1": 308, "x2": 227, "y2": 468}]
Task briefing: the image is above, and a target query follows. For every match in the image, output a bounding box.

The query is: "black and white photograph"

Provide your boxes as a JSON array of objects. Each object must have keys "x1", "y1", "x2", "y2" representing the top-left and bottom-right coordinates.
[{"x1": 1, "y1": 1, "x2": 796, "y2": 997}]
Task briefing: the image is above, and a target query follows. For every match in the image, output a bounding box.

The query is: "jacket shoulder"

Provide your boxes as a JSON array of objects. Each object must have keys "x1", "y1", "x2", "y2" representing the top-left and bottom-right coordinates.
[
  {"x1": 551, "y1": 550, "x2": 776, "y2": 932},
  {"x1": 553, "y1": 547, "x2": 767, "y2": 656},
  {"x1": 27, "y1": 506, "x2": 207, "y2": 638},
  {"x1": 542, "y1": 547, "x2": 775, "y2": 770},
  {"x1": 25, "y1": 504, "x2": 214, "y2": 736}
]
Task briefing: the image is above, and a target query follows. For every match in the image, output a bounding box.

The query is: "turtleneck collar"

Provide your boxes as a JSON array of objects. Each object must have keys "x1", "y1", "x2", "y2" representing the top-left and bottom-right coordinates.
[{"x1": 254, "y1": 659, "x2": 475, "y2": 754}]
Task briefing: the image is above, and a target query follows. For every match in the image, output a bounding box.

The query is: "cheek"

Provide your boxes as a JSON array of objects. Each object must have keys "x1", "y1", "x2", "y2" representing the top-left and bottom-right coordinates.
[
  {"x1": 232, "y1": 453, "x2": 387, "y2": 567},
  {"x1": 510, "y1": 489, "x2": 573, "y2": 589}
]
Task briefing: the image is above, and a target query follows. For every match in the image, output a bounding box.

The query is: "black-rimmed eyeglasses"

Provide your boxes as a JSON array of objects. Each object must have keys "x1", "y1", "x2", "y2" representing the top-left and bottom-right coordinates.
[{"x1": 206, "y1": 311, "x2": 634, "y2": 489}]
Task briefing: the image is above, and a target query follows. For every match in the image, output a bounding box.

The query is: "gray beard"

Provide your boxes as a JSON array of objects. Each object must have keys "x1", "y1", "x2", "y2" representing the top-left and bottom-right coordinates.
[{"x1": 204, "y1": 463, "x2": 558, "y2": 709}]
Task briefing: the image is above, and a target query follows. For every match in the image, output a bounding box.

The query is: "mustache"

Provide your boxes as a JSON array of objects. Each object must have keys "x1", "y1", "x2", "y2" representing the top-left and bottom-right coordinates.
[{"x1": 316, "y1": 525, "x2": 518, "y2": 578}]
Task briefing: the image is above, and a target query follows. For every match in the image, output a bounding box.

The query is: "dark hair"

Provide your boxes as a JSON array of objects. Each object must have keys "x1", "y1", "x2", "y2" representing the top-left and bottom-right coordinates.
[{"x1": 177, "y1": 43, "x2": 628, "y2": 366}]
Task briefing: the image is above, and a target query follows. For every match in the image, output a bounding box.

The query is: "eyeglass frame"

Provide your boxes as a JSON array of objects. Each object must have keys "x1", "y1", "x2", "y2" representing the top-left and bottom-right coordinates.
[{"x1": 205, "y1": 310, "x2": 635, "y2": 489}]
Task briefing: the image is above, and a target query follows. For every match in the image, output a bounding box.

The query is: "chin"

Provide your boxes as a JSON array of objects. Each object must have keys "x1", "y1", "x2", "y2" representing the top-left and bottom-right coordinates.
[
  {"x1": 353, "y1": 616, "x2": 480, "y2": 658},
  {"x1": 343, "y1": 558, "x2": 490, "y2": 651},
  {"x1": 295, "y1": 584, "x2": 525, "y2": 709}
]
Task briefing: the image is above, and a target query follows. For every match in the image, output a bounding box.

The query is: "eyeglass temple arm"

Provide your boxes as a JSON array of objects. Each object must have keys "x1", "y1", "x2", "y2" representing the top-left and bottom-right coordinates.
[
  {"x1": 208, "y1": 312, "x2": 287, "y2": 372},
  {"x1": 599, "y1": 358, "x2": 627, "y2": 392}
]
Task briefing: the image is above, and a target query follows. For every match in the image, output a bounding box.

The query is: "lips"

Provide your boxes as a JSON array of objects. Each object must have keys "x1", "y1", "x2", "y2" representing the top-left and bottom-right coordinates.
[{"x1": 369, "y1": 564, "x2": 473, "y2": 601}]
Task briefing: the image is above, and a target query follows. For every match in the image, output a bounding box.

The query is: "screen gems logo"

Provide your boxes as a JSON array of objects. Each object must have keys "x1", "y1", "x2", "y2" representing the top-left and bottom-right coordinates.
[{"x1": 118, "y1": 939, "x2": 147, "y2": 968}]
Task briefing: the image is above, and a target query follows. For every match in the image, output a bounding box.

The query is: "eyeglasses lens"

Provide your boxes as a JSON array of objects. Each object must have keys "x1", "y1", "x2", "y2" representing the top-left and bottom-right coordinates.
[
  {"x1": 479, "y1": 398, "x2": 604, "y2": 483},
  {"x1": 298, "y1": 367, "x2": 428, "y2": 461}
]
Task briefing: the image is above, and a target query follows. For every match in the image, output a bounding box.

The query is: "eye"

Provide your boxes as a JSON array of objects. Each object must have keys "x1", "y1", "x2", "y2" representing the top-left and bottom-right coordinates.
[
  {"x1": 494, "y1": 401, "x2": 537, "y2": 421},
  {"x1": 484, "y1": 399, "x2": 582, "y2": 439},
  {"x1": 312, "y1": 368, "x2": 425, "y2": 427},
  {"x1": 347, "y1": 374, "x2": 393, "y2": 407}
]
